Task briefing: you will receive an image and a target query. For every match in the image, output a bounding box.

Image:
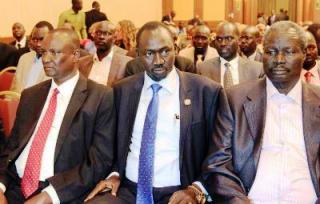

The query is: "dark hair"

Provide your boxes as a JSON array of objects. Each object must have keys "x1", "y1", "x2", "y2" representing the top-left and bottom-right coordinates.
[
  {"x1": 35, "y1": 21, "x2": 54, "y2": 31},
  {"x1": 92, "y1": 1, "x2": 99, "y2": 8},
  {"x1": 307, "y1": 23, "x2": 320, "y2": 39},
  {"x1": 136, "y1": 21, "x2": 173, "y2": 48}
]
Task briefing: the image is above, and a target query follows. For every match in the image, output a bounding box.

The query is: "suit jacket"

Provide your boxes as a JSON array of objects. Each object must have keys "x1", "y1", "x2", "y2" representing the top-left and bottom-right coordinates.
[
  {"x1": 0, "y1": 43, "x2": 19, "y2": 71},
  {"x1": 0, "y1": 75, "x2": 116, "y2": 203},
  {"x1": 113, "y1": 70, "x2": 227, "y2": 188},
  {"x1": 10, "y1": 38, "x2": 30, "y2": 58},
  {"x1": 85, "y1": 9, "x2": 108, "y2": 34},
  {"x1": 10, "y1": 51, "x2": 49, "y2": 93},
  {"x1": 198, "y1": 56, "x2": 264, "y2": 85},
  {"x1": 125, "y1": 55, "x2": 196, "y2": 77},
  {"x1": 202, "y1": 78, "x2": 320, "y2": 203},
  {"x1": 178, "y1": 46, "x2": 219, "y2": 63},
  {"x1": 79, "y1": 52, "x2": 132, "y2": 87}
]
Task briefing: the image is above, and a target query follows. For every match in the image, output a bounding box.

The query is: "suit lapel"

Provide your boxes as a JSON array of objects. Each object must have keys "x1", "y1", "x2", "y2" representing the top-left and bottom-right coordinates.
[
  {"x1": 212, "y1": 58, "x2": 221, "y2": 83},
  {"x1": 302, "y1": 83, "x2": 320, "y2": 195},
  {"x1": 107, "y1": 54, "x2": 119, "y2": 87},
  {"x1": 54, "y1": 75, "x2": 88, "y2": 161},
  {"x1": 238, "y1": 57, "x2": 248, "y2": 83},
  {"x1": 126, "y1": 74, "x2": 144, "y2": 146},
  {"x1": 243, "y1": 78, "x2": 266, "y2": 167},
  {"x1": 14, "y1": 81, "x2": 51, "y2": 158},
  {"x1": 177, "y1": 71, "x2": 193, "y2": 169}
]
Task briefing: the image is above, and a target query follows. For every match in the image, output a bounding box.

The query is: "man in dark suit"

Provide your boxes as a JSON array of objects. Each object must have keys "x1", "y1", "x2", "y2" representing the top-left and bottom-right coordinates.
[
  {"x1": 85, "y1": 1, "x2": 108, "y2": 39},
  {"x1": 10, "y1": 22, "x2": 30, "y2": 58},
  {"x1": 203, "y1": 21, "x2": 319, "y2": 203},
  {"x1": 0, "y1": 28, "x2": 115, "y2": 204},
  {"x1": 239, "y1": 25, "x2": 263, "y2": 62},
  {"x1": 0, "y1": 43, "x2": 18, "y2": 71},
  {"x1": 198, "y1": 21, "x2": 263, "y2": 88},
  {"x1": 125, "y1": 55, "x2": 195, "y2": 77},
  {"x1": 85, "y1": 21, "x2": 226, "y2": 204}
]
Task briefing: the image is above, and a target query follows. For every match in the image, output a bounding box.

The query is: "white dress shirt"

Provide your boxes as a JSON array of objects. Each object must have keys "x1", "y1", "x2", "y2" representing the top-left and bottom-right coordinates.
[
  {"x1": 248, "y1": 78, "x2": 317, "y2": 204},
  {"x1": 24, "y1": 56, "x2": 44, "y2": 89},
  {"x1": 88, "y1": 49, "x2": 113, "y2": 85},
  {"x1": 126, "y1": 68, "x2": 181, "y2": 187},
  {"x1": 300, "y1": 61, "x2": 320, "y2": 85},
  {"x1": 15, "y1": 36, "x2": 27, "y2": 49},
  {"x1": 0, "y1": 72, "x2": 80, "y2": 203},
  {"x1": 220, "y1": 56, "x2": 240, "y2": 87}
]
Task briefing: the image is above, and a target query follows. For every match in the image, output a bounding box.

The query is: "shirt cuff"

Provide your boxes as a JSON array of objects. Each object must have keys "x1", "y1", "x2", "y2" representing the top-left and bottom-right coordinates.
[
  {"x1": 0, "y1": 183, "x2": 6, "y2": 193},
  {"x1": 106, "y1": 171, "x2": 120, "y2": 180},
  {"x1": 193, "y1": 181, "x2": 212, "y2": 202},
  {"x1": 42, "y1": 184, "x2": 60, "y2": 204}
]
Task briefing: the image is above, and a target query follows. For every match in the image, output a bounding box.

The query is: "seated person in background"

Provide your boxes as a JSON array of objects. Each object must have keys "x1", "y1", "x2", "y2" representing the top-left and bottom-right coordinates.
[
  {"x1": 202, "y1": 21, "x2": 319, "y2": 204},
  {"x1": 307, "y1": 23, "x2": 320, "y2": 59},
  {"x1": 114, "y1": 19, "x2": 137, "y2": 57},
  {"x1": 10, "y1": 21, "x2": 54, "y2": 93},
  {"x1": 85, "y1": 21, "x2": 226, "y2": 204},
  {"x1": 80, "y1": 20, "x2": 132, "y2": 87},
  {"x1": 179, "y1": 24, "x2": 218, "y2": 70},
  {"x1": 301, "y1": 31, "x2": 320, "y2": 85},
  {"x1": 198, "y1": 21, "x2": 263, "y2": 88},
  {"x1": 10, "y1": 22, "x2": 30, "y2": 58},
  {"x1": 239, "y1": 25, "x2": 263, "y2": 62},
  {"x1": 0, "y1": 28, "x2": 115, "y2": 204},
  {"x1": 0, "y1": 43, "x2": 18, "y2": 71}
]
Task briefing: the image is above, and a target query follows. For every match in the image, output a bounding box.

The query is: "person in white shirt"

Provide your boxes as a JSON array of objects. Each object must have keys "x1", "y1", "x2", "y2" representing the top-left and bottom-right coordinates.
[
  {"x1": 85, "y1": 21, "x2": 226, "y2": 204},
  {"x1": 301, "y1": 31, "x2": 320, "y2": 85},
  {"x1": 0, "y1": 28, "x2": 115, "y2": 204},
  {"x1": 80, "y1": 20, "x2": 132, "y2": 87},
  {"x1": 10, "y1": 22, "x2": 28, "y2": 50},
  {"x1": 203, "y1": 21, "x2": 320, "y2": 204}
]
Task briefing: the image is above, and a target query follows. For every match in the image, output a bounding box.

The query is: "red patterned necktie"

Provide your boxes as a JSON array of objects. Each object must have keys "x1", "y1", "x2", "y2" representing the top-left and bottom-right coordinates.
[
  {"x1": 304, "y1": 71, "x2": 313, "y2": 83},
  {"x1": 21, "y1": 88, "x2": 59, "y2": 198}
]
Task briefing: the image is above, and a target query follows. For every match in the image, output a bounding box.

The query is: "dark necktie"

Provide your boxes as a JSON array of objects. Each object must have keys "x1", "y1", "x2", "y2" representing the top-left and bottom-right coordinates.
[
  {"x1": 136, "y1": 84, "x2": 162, "y2": 204},
  {"x1": 17, "y1": 43, "x2": 21, "y2": 49},
  {"x1": 21, "y1": 88, "x2": 59, "y2": 198},
  {"x1": 224, "y1": 62, "x2": 234, "y2": 88}
]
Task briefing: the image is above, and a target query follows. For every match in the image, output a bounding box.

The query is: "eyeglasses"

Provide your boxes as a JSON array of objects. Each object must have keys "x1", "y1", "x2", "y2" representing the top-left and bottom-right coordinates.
[
  {"x1": 215, "y1": 36, "x2": 235, "y2": 43},
  {"x1": 94, "y1": 30, "x2": 113, "y2": 37}
]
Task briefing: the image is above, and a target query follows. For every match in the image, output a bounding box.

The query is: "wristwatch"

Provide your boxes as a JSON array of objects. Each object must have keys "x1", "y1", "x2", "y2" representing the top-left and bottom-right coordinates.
[{"x1": 187, "y1": 184, "x2": 206, "y2": 204}]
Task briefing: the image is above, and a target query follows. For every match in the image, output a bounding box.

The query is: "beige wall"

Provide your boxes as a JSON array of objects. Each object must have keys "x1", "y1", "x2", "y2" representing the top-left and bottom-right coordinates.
[
  {"x1": 173, "y1": 0, "x2": 194, "y2": 20},
  {"x1": 0, "y1": 0, "x2": 162, "y2": 37},
  {"x1": 203, "y1": 0, "x2": 226, "y2": 21}
]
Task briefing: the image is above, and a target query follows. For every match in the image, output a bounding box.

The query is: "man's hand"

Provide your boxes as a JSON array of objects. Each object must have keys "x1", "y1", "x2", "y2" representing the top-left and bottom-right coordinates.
[
  {"x1": 84, "y1": 175, "x2": 121, "y2": 202},
  {"x1": 24, "y1": 192, "x2": 52, "y2": 204},
  {"x1": 0, "y1": 190, "x2": 8, "y2": 204},
  {"x1": 168, "y1": 188, "x2": 197, "y2": 204}
]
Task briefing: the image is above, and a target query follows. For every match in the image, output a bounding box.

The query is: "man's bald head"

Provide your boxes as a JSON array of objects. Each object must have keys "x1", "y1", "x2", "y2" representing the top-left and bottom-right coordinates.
[
  {"x1": 12, "y1": 22, "x2": 25, "y2": 40},
  {"x1": 48, "y1": 28, "x2": 80, "y2": 50}
]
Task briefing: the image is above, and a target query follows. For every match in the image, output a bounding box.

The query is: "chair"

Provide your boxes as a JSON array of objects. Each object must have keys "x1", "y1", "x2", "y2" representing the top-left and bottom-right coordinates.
[
  {"x1": 0, "y1": 91, "x2": 20, "y2": 137},
  {"x1": 0, "y1": 66, "x2": 16, "y2": 91}
]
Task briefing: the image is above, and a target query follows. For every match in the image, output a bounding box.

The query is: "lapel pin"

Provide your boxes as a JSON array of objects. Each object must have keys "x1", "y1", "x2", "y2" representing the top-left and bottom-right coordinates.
[{"x1": 184, "y1": 99, "x2": 191, "y2": 106}]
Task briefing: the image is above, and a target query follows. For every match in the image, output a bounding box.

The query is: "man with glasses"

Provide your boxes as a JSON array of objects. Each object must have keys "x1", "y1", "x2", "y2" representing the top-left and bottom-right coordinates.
[
  {"x1": 198, "y1": 21, "x2": 263, "y2": 88},
  {"x1": 11, "y1": 21, "x2": 54, "y2": 93},
  {"x1": 79, "y1": 20, "x2": 132, "y2": 87},
  {"x1": 85, "y1": 21, "x2": 226, "y2": 204}
]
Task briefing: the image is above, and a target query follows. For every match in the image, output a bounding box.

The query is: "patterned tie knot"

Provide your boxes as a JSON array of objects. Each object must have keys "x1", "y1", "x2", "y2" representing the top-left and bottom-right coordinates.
[
  {"x1": 304, "y1": 71, "x2": 313, "y2": 83},
  {"x1": 151, "y1": 84, "x2": 162, "y2": 94},
  {"x1": 224, "y1": 62, "x2": 231, "y2": 68},
  {"x1": 52, "y1": 88, "x2": 59, "y2": 96}
]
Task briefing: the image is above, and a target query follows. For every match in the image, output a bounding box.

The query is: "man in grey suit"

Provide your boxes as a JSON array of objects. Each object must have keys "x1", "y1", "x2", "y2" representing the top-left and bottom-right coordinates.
[
  {"x1": 203, "y1": 21, "x2": 320, "y2": 203},
  {"x1": 85, "y1": 21, "x2": 226, "y2": 204},
  {"x1": 198, "y1": 22, "x2": 263, "y2": 88}
]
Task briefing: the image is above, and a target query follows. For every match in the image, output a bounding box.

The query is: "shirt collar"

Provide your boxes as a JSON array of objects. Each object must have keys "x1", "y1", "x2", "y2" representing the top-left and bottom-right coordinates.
[
  {"x1": 301, "y1": 60, "x2": 319, "y2": 76},
  {"x1": 143, "y1": 67, "x2": 179, "y2": 94},
  {"x1": 50, "y1": 71, "x2": 79, "y2": 98},
  {"x1": 220, "y1": 55, "x2": 239, "y2": 68},
  {"x1": 94, "y1": 47, "x2": 114, "y2": 62},
  {"x1": 266, "y1": 77, "x2": 302, "y2": 105},
  {"x1": 16, "y1": 36, "x2": 27, "y2": 44}
]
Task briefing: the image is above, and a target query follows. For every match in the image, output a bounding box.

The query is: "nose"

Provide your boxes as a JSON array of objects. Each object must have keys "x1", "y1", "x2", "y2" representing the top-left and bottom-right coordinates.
[
  {"x1": 276, "y1": 52, "x2": 285, "y2": 64},
  {"x1": 153, "y1": 52, "x2": 165, "y2": 66}
]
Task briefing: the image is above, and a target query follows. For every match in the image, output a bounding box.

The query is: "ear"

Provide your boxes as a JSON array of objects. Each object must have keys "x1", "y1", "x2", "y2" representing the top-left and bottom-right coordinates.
[{"x1": 73, "y1": 49, "x2": 81, "y2": 63}]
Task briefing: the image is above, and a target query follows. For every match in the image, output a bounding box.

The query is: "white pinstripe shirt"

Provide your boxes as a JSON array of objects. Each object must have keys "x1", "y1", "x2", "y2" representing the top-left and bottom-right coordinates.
[{"x1": 248, "y1": 78, "x2": 317, "y2": 204}]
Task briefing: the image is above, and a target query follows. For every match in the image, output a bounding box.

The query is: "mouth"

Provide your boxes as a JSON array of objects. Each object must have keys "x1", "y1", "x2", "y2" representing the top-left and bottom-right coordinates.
[
  {"x1": 271, "y1": 67, "x2": 289, "y2": 75},
  {"x1": 152, "y1": 67, "x2": 166, "y2": 75}
]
